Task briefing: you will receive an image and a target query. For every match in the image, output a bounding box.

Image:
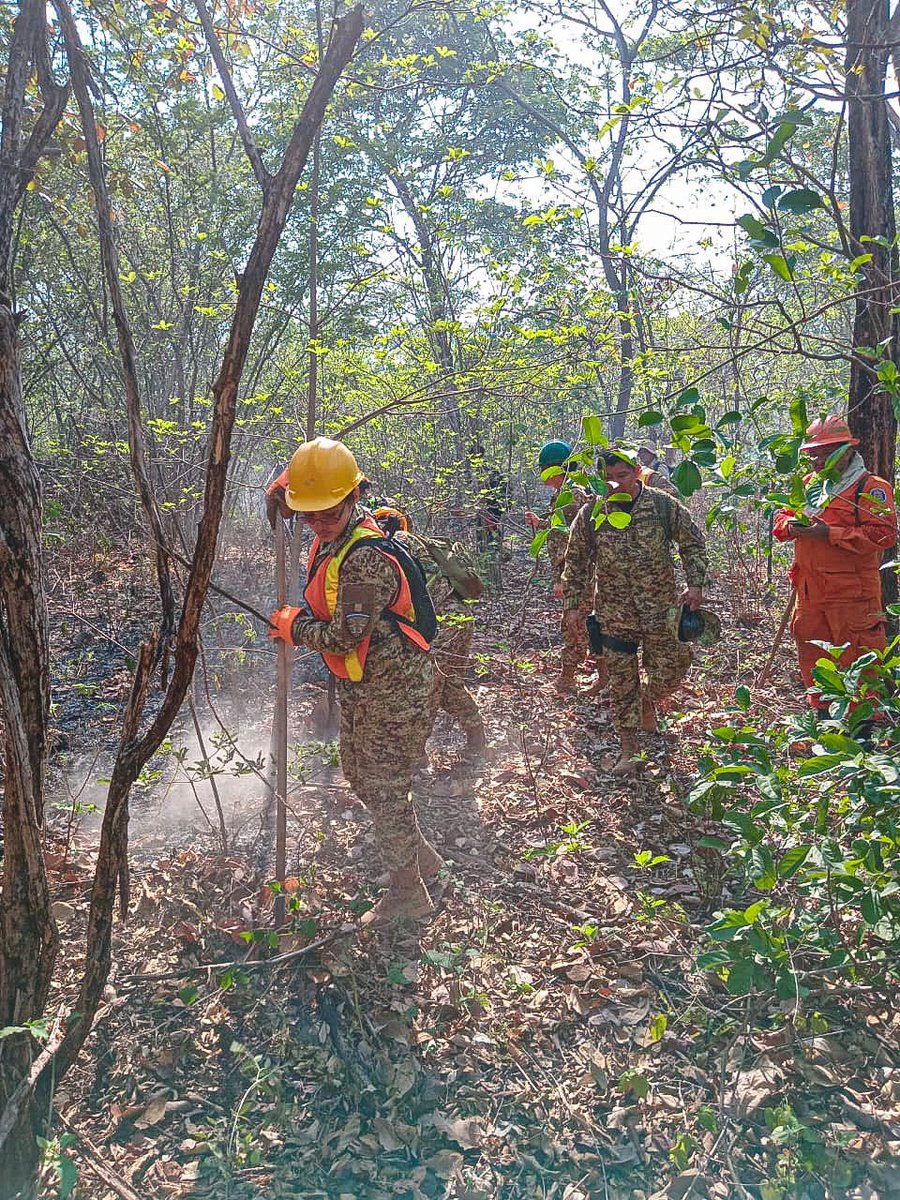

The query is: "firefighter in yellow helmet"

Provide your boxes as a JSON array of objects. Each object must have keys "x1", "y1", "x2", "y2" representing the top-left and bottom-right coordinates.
[{"x1": 266, "y1": 439, "x2": 443, "y2": 925}]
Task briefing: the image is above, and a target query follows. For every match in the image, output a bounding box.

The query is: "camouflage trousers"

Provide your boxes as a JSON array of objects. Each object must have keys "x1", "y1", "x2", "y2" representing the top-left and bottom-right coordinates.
[
  {"x1": 605, "y1": 624, "x2": 692, "y2": 731},
  {"x1": 338, "y1": 647, "x2": 433, "y2": 873},
  {"x1": 561, "y1": 604, "x2": 592, "y2": 676},
  {"x1": 430, "y1": 614, "x2": 483, "y2": 738}
]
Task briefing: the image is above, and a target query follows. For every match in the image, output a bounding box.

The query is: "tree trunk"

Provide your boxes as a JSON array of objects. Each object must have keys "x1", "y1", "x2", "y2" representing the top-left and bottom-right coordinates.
[
  {"x1": 845, "y1": 0, "x2": 899, "y2": 478},
  {"x1": 845, "y1": 0, "x2": 899, "y2": 618},
  {"x1": 0, "y1": 305, "x2": 57, "y2": 1199}
]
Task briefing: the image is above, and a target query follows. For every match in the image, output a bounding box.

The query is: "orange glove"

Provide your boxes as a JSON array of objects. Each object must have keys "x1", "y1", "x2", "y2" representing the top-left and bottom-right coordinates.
[{"x1": 268, "y1": 605, "x2": 303, "y2": 644}]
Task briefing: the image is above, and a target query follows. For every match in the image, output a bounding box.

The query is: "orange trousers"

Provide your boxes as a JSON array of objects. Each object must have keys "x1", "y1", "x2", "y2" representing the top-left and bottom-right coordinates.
[{"x1": 791, "y1": 597, "x2": 886, "y2": 706}]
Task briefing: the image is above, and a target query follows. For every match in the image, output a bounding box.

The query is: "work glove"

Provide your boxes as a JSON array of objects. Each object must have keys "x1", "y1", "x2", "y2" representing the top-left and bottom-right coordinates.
[
  {"x1": 268, "y1": 605, "x2": 304, "y2": 644},
  {"x1": 265, "y1": 483, "x2": 291, "y2": 529}
]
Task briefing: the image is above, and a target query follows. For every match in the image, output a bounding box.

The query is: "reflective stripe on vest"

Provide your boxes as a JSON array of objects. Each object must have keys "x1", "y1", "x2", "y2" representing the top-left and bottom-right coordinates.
[{"x1": 304, "y1": 517, "x2": 428, "y2": 681}]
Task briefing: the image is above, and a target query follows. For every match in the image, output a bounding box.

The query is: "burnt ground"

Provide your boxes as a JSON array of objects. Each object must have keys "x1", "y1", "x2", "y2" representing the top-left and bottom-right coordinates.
[{"x1": 11, "y1": 531, "x2": 900, "y2": 1199}]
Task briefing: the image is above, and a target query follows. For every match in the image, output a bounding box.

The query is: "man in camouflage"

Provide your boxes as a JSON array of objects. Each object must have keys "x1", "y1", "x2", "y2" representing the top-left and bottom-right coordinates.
[
  {"x1": 561, "y1": 448, "x2": 709, "y2": 774},
  {"x1": 267, "y1": 440, "x2": 442, "y2": 925},
  {"x1": 373, "y1": 507, "x2": 486, "y2": 757},
  {"x1": 526, "y1": 440, "x2": 604, "y2": 694}
]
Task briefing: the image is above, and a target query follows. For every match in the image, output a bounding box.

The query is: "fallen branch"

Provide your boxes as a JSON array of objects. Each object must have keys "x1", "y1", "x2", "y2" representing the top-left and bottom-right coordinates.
[
  {"x1": 56, "y1": 1113, "x2": 144, "y2": 1200},
  {"x1": 115, "y1": 922, "x2": 355, "y2": 985}
]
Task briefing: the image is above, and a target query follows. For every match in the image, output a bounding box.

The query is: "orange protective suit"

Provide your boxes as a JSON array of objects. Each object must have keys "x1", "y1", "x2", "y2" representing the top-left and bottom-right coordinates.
[{"x1": 773, "y1": 471, "x2": 897, "y2": 705}]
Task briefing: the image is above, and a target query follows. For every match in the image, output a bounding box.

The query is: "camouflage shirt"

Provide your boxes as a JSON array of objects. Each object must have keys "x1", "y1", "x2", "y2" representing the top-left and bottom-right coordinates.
[
  {"x1": 561, "y1": 485, "x2": 708, "y2": 630},
  {"x1": 547, "y1": 484, "x2": 594, "y2": 581}
]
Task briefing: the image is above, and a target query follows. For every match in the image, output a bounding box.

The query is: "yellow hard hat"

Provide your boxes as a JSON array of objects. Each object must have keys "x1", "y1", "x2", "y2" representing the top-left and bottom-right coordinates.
[{"x1": 285, "y1": 438, "x2": 363, "y2": 512}]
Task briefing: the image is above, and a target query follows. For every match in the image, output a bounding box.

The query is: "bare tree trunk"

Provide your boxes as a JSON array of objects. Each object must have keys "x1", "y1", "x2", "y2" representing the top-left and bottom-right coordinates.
[
  {"x1": 0, "y1": 2, "x2": 68, "y2": 1191},
  {"x1": 845, "y1": 0, "x2": 899, "y2": 614},
  {"x1": 0, "y1": 308, "x2": 58, "y2": 1198}
]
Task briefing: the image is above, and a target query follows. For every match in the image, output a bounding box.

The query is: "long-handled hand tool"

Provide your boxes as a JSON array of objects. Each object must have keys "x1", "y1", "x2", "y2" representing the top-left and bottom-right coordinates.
[
  {"x1": 272, "y1": 515, "x2": 290, "y2": 927},
  {"x1": 756, "y1": 587, "x2": 796, "y2": 688}
]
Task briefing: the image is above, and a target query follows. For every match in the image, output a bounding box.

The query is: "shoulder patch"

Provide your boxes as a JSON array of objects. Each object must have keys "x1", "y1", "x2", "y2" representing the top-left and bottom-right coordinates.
[{"x1": 869, "y1": 487, "x2": 888, "y2": 502}]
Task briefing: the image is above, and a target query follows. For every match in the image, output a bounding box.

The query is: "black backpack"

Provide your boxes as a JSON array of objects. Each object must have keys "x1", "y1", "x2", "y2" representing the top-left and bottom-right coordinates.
[{"x1": 343, "y1": 534, "x2": 438, "y2": 646}]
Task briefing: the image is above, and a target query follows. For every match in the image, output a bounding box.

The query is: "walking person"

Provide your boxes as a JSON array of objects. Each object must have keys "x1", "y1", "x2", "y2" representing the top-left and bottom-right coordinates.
[
  {"x1": 562, "y1": 448, "x2": 711, "y2": 774},
  {"x1": 267, "y1": 438, "x2": 443, "y2": 924}
]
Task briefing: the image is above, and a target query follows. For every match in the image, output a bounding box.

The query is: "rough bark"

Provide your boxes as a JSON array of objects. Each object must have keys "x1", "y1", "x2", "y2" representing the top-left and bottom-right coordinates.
[
  {"x1": 845, "y1": 0, "x2": 899, "y2": 480},
  {"x1": 845, "y1": 0, "x2": 899, "y2": 618},
  {"x1": 0, "y1": 2, "x2": 68, "y2": 1192},
  {"x1": 0, "y1": 307, "x2": 58, "y2": 1198}
]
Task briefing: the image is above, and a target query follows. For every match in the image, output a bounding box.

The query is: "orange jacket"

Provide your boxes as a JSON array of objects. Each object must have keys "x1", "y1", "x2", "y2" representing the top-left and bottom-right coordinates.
[
  {"x1": 773, "y1": 471, "x2": 896, "y2": 602},
  {"x1": 303, "y1": 515, "x2": 428, "y2": 680}
]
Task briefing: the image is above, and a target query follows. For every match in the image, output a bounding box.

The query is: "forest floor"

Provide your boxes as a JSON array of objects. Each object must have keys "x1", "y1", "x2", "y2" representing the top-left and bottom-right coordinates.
[{"x1": 28, "y1": 530, "x2": 900, "y2": 1200}]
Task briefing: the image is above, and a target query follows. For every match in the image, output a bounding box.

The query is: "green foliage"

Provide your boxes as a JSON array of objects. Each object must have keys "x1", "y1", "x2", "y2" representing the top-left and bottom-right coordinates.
[{"x1": 689, "y1": 649, "x2": 900, "y2": 1005}]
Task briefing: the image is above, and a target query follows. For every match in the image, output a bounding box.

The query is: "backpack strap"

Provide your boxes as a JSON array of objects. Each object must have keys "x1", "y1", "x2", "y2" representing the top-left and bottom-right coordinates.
[
  {"x1": 650, "y1": 489, "x2": 672, "y2": 542},
  {"x1": 853, "y1": 473, "x2": 872, "y2": 527}
]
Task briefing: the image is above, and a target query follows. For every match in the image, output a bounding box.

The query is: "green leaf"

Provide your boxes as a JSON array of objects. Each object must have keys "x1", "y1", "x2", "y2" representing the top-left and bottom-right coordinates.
[
  {"x1": 734, "y1": 685, "x2": 751, "y2": 711},
  {"x1": 717, "y1": 410, "x2": 742, "y2": 427},
  {"x1": 649, "y1": 1013, "x2": 667, "y2": 1042},
  {"x1": 672, "y1": 460, "x2": 702, "y2": 497},
  {"x1": 707, "y1": 911, "x2": 748, "y2": 941},
  {"x1": 760, "y1": 113, "x2": 810, "y2": 165},
  {"x1": 801, "y1": 748, "x2": 849, "y2": 777},
  {"x1": 607, "y1": 510, "x2": 632, "y2": 529},
  {"x1": 530, "y1": 529, "x2": 550, "y2": 558},
  {"x1": 676, "y1": 387, "x2": 700, "y2": 408},
  {"x1": 762, "y1": 252, "x2": 793, "y2": 281},
  {"x1": 775, "y1": 969, "x2": 800, "y2": 1001},
  {"x1": 58, "y1": 1155, "x2": 79, "y2": 1200},
  {"x1": 750, "y1": 846, "x2": 777, "y2": 891},
  {"x1": 737, "y1": 214, "x2": 778, "y2": 248},
  {"x1": 0, "y1": 1025, "x2": 30, "y2": 1040},
  {"x1": 777, "y1": 187, "x2": 824, "y2": 215},
  {"x1": 761, "y1": 184, "x2": 783, "y2": 208},
  {"x1": 777, "y1": 846, "x2": 810, "y2": 879},
  {"x1": 638, "y1": 410, "x2": 664, "y2": 427},
  {"x1": 860, "y1": 890, "x2": 882, "y2": 925},
  {"x1": 725, "y1": 958, "x2": 754, "y2": 995},
  {"x1": 582, "y1": 413, "x2": 605, "y2": 445}
]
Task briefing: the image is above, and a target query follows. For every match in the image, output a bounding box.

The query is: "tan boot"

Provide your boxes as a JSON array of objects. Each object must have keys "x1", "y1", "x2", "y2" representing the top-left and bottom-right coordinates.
[
  {"x1": 554, "y1": 670, "x2": 576, "y2": 694},
  {"x1": 641, "y1": 694, "x2": 658, "y2": 732},
  {"x1": 582, "y1": 672, "x2": 607, "y2": 698},
  {"x1": 417, "y1": 836, "x2": 446, "y2": 882},
  {"x1": 362, "y1": 869, "x2": 435, "y2": 926},
  {"x1": 611, "y1": 730, "x2": 639, "y2": 776}
]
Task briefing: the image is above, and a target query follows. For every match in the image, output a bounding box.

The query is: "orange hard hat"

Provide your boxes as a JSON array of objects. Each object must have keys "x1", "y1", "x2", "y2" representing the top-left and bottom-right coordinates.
[
  {"x1": 285, "y1": 438, "x2": 363, "y2": 512},
  {"x1": 372, "y1": 505, "x2": 409, "y2": 532},
  {"x1": 800, "y1": 415, "x2": 859, "y2": 452}
]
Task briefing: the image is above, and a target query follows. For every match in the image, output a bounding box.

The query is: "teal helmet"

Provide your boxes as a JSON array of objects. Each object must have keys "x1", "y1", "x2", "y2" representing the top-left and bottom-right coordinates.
[{"x1": 538, "y1": 440, "x2": 573, "y2": 471}]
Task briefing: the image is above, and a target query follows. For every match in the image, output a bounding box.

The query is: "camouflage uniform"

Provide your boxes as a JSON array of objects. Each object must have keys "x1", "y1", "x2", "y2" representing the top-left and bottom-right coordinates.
[
  {"x1": 546, "y1": 485, "x2": 595, "y2": 675},
  {"x1": 291, "y1": 508, "x2": 432, "y2": 873},
  {"x1": 561, "y1": 486, "x2": 708, "y2": 732}
]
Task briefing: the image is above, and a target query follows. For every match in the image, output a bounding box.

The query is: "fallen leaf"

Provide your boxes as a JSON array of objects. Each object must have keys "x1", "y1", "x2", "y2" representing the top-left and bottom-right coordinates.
[
  {"x1": 432, "y1": 1112, "x2": 483, "y2": 1149},
  {"x1": 134, "y1": 1094, "x2": 168, "y2": 1129}
]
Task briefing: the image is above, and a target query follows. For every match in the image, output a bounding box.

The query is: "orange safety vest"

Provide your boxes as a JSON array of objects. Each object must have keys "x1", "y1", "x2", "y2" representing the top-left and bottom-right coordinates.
[{"x1": 304, "y1": 516, "x2": 429, "y2": 681}]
